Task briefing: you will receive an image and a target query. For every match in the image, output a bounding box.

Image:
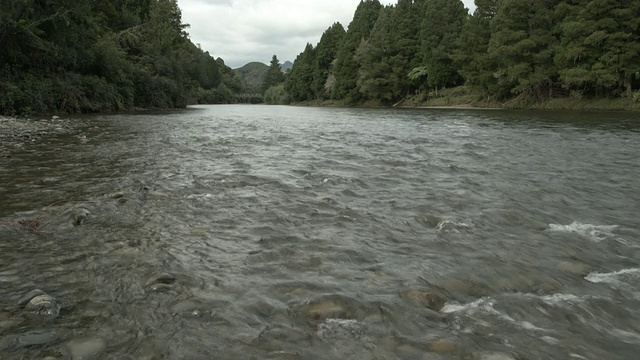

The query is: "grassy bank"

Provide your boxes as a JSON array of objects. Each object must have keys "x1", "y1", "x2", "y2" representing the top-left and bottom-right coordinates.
[
  {"x1": 406, "y1": 86, "x2": 640, "y2": 111},
  {"x1": 289, "y1": 86, "x2": 640, "y2": 111}
]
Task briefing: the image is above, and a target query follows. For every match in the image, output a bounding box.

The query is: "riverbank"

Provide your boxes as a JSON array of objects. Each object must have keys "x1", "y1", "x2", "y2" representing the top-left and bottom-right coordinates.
[
  {"x1": 0, "y1": 116, "x2": 75, "y2": 158},
  {"x1": 289, "y1": 86, "x2": 640, "y2": 111}
]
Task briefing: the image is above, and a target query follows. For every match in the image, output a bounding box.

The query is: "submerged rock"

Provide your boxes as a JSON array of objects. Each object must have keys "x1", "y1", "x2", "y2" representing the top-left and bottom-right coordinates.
[
  {"x1": 71, "y1": 208, "x2": 90, "y2": 226},
  {"x1": 305, "y1": 299, "x2": 347, "y2": 321},
  {"x1": 65, "y1": 338, "x2": 106, "y2": 359},
  {"x1": 17, "y1": 330, "x2": 61, "y2": 347},
  {"x1": 476, "y1": 351, "x2": 518, "y2": 360},
  {"x1": 18, "y1": 289, "x2": 47, "y2": 307},
  {"x1": 401, "y1": 289, "x2": 446, "y2": 311},
  {"x1": 106, "y1": 191, "x2": 124, "y2": 199},
  {"x1": 430, "y1": 339, "x2": 457, "y2": 353},
  {"x1": 0, "y1": 330, "x2": 60, "y2": 349},
  {"x1": 24, "y1": 295, "x2": 60, "y2": 317},
  {"x1": 557, "y1": 261, "x2": 591, "y2": 277},
  {"x1": 152, "y1": 273, "x2": 176, "y2": 285}
]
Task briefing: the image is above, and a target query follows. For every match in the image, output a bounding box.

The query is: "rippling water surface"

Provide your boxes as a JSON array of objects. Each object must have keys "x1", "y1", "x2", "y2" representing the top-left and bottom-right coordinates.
[{"x1": 1, "y1": 105, "x2": 640, "y2": 359}]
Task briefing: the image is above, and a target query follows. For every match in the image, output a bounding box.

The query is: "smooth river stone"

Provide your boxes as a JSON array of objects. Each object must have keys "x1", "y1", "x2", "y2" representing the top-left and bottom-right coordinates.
[
  {"x1": 0, "y1": 330, "x2": 60, "y2": 350},
  {"x1": 430, "y1": 339, "x2": 457, "y2": 353},
  {"x1": 152, "y1": 273, "x2": 176, "y2": 285},
  {"x1": 557, "y1": 261, "x2": 591, "y2": 276},
  {"x1": 24, "y1": 295, "x2": 60, "y2": 317},
  {"x1": 18, "y1": 289, "x2": 47, "y2": 307},
  {"x1": 305, "y1": 300, "x2": 347, "y2": 321},
  {"x1": 66, "y1": 338, "x2": 106, "y2": 359},
  {"x1": 16, "y1": 330, "x2": 60, "y2": 347},
  {"x1": 476, "y1": 352, "x2": 518, "y2": 360},
  {"x1": 72, "y1": 208, "x2": 90, "y2": 226}
]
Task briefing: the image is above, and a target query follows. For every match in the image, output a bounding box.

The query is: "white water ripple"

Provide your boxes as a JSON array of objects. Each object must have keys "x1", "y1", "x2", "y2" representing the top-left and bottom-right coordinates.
[
  {"x1": 548, "y1": 221, "x2": 619, "y2": 242},
  {"x1": 585, "y1": 268, "x2": 640, "y2": 284}
]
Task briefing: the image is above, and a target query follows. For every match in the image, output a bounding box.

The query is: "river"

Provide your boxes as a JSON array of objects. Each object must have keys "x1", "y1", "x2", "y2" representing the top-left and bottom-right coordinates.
[{"x1": 1, "y1": 105, "x2": 639, "y2": 359}]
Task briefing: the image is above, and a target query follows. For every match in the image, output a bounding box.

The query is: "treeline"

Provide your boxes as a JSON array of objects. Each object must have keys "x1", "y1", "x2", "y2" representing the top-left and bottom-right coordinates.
[
  {"x1": 282, "y1": 0, "x2": 640, "y2": 106},
  {"x1": 0, "y1": 0, "x2": 243, "y2": 116}
]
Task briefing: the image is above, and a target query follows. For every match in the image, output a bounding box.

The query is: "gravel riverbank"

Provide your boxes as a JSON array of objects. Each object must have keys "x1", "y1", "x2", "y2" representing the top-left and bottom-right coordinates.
[{"x1": 0, "y1": 116, "x2": 75, "y2": 158}]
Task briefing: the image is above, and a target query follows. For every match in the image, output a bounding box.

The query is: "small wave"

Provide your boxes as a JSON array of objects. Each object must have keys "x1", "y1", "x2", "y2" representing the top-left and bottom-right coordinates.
[
  {"x1": 185, "y1": 193, "x2": 215, "y2": 200},
  {"x1": 585, "y1": 268, "x2": 640, "y2": 284},
  {"x1": 436, "y1": 220, "x2": 471, "y2": 233},
  {"x1": 517, "y1": 293, "x2": 587, "y2": 305},
  {"x1": 441, "y1": 297, "x2": 495, "y2": 314},
  {"x1": 317, "y1": 318, "x2": 363, "y2": 339},
  {"x1": 442, "y1": 297, "x2": 548, "y2": 332},
  {"x1": 548, "y1": 221, "x2": 618, "y2": 242}
]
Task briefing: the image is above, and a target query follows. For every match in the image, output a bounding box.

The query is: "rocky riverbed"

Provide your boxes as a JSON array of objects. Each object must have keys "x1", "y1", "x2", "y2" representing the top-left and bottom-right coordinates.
[{"x1": 0, "y1": 116, "x2": 76, "y2": 158}]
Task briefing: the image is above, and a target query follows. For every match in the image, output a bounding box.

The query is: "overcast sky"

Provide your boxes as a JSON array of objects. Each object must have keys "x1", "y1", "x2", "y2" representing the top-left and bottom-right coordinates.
[{"x1": 178, "y1": 0, "x2": 477, "y2": 69}]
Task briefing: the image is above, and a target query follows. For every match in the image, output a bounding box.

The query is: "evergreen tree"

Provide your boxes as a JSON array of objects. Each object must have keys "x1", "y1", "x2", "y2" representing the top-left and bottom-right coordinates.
[
  {"x1": 355, "y1": 6, "x2": 395, "y2": 102},
  {"x1": 420, "y1": 0, "x2": 468, "y2": 94},
  {"x1": 285, "y1": 43, "x2": 316, "y2": 101},
  {"x1": 262, "y1": 55, "x2": 285, "y2": 94},
  {"x1": 332, "y1": 0, "x2": 383, "y2": 102},
  {"x1": 312, "y1": 23, "x2": 346, "y2": 99},
  {"x1": 453, "y1": 0, "x2": 498, "y2": 95},
  {"x1": 555, "y1": 0, "x2": 640, "y2": 97}
]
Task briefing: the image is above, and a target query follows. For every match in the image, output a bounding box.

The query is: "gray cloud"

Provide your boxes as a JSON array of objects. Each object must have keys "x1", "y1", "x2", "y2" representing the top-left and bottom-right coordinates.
[{"x1": 178, "y1": 0, "x2": 477, "y2": 68}]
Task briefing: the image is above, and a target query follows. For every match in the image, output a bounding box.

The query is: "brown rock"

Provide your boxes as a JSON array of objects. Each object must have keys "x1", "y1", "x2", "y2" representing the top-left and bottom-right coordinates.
[
  {"x1": 402, "y1": 289, "x2": 446, "y2": 311},
  {"x1": 430, "y1": 339, "x2": 456, "y2": 353}
]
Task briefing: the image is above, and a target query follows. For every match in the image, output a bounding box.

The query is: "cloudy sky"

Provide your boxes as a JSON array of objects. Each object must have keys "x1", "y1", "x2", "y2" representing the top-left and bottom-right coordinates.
[{"x1": 178, "y1": 0, "x2": 477, "y2": 69}]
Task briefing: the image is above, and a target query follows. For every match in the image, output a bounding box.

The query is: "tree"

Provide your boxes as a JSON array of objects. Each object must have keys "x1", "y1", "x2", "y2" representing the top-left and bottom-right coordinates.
[
  {"x1": 332, "y1": 0, "x2": 383, "y2": 102},
  {"x1": 355, "y1": 6, "x2": 395, "y2": 102},
  {"x1": 261, "y1": 55, "x2": 285, "y2": 94},
  {"x1": 285, "y1": 43, "x2": 316, "y2": 101},
  {"x1": 312, "y1": 22, "x2": 346, "y2": 99},
  {"x1": 555, "y1": 0, "x2": 640, "y2": 97},
  {"x1": 420, "y1": 0, "x2": 468, "y2": 95},
  {"x1": 453, "y1": 0, "x2": 499, "y2": 96},
  {"x1": 487, "y1": 0, "x2": 560, "y2": 100}
]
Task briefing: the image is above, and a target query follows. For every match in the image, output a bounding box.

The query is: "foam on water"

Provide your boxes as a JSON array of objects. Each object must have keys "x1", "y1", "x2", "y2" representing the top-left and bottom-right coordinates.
[
  {"x1": 441, "y1": 297, "x2": 548, "y2": 332},
  {"x1": 585, "y1": 268, "x2": 640, "y2": 284},
  {"x1": 548, "y1": 221, "x2": 619, "y2": 242}
]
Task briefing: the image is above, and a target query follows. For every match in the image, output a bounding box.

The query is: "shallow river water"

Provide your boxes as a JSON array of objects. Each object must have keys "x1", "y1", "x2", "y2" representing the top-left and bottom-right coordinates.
[{"x1": 1, "y1": 105, "x2": 639, "y2": 359}]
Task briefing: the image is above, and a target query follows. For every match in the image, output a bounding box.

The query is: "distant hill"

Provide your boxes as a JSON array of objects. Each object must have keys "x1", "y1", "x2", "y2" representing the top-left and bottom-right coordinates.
[
  {"x1": 235, "y1": 60, "x2": 293, "y2": 92},
  {"x1": 234, "y1": 62, "x2": 269, "y2": 92},
  {"x1": 281, "y1": 61, "x2": 293, "y2": 73}
]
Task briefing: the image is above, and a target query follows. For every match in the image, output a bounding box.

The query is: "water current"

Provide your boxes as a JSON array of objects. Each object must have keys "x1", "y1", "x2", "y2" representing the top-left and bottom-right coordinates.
[{"x1": 1, "y1": 105, "x2": 639, "y2": 359}]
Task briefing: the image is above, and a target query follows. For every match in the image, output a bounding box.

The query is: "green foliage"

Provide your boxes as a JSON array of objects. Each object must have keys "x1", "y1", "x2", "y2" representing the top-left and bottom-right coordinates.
[
  {"x1": 264, "y1": 84, "x2": 289, "y2": 105},
  {"x1": 0, "y1": 0, "x2": 240, "y2": 115},
  {"x1": 285, "y1": 43, "x2": 316, "y2": 102},
  {"x1": 312, "y1": 23, "x2": 346, "y2": 99},
  {"x1": 332, "y1": 0, "x2": 383, "y2": 102},
  {"x1": 283, "y1": 0, "x2": 639, "y2": 106},
  {"x1": 261, "y1": 55, "x2": 285, "y2": 94}
]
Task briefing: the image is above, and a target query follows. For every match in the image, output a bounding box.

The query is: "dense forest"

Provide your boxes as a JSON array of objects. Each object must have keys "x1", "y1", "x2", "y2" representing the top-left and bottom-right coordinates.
[
  {"x1": 0, "y1": 0, "x2": 243, "y2": 115},
  {"x1": 279, "y1": 0, "x2": 640, "y2": 107}
]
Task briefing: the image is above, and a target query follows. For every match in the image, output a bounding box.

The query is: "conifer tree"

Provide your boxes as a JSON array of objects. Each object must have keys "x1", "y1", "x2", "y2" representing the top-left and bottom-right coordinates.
[
  {"x1": 332, "y1": 0, "x2": 383, "y2": 102},
  {"x1": 262, "y1": 55, "x2": 285, "y2": 94},
  {"x1": 312, "y1": 23, "x2": 346, "y2": 99}
]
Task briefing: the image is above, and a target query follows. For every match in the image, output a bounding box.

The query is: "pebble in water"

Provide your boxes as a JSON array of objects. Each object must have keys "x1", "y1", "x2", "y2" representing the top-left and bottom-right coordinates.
[
  {"x1": 71, "y1": 208, "x2": 90, "y2": 226},
  {"x1": 24, "y1": 294, "x2": 60, "y2": 317},
  {"x1": 476, "y1": 352, "x2": 518, "y2": 360},
  {"x1": 18, "y1": 289, "x2": 47, "y2": 307},
  {"x1": 0, "y1": 330, "x2": 60, "y2": 350},
  {"x1": 430, "y1": 339, "x2": 457, "y2": 353},
  {"x1": 146, "y1": 273, "x2": 177, "y2": 292},
  {"x1": 65, "y1": 338, "x2": 106, "y2": 359},
  {"x1": 305, "y1": 299, "x2": 347, "y2": 321}
]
